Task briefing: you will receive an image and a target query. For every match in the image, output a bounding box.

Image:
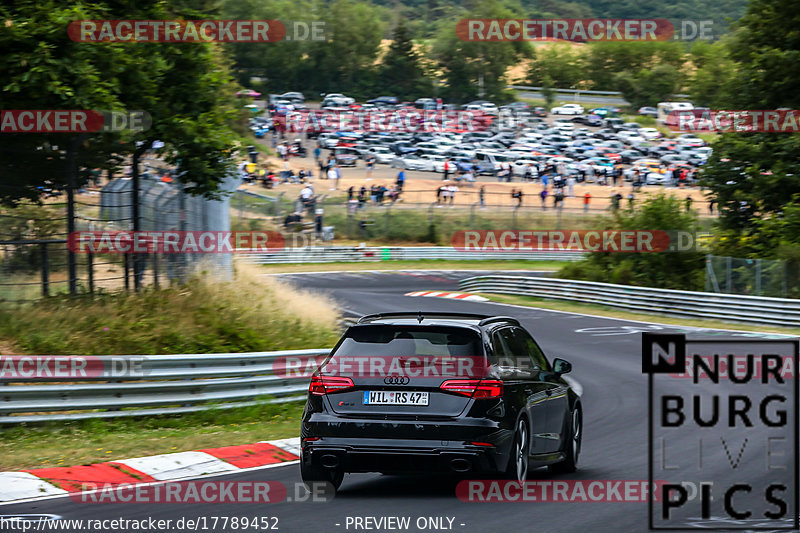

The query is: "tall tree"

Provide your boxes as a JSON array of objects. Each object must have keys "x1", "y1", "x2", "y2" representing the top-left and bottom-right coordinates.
[
  {"x1": 377, "y1": 19, "x2": 433, "y2": 99},
  {"x1": 432, "y1": 0, "x2": 530, "y2": 103}
]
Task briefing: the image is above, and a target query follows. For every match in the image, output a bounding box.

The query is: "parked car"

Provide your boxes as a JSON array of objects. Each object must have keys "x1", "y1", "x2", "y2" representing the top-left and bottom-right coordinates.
[
  {"x1": 638, "y1": 106, "x2": 658, "y2": 118},
  {"x1": 334, "y1": 147, "x2": 360, "y2": 166},
  {"x1": 236, "y1": 89, "x2": 262, "y2": 99},
  {"x1": 367, "y1": 96, "x2": 399, "y2": 106},
  {"x1": 280, "y1": 92, "x2": 305, "y2": 103},
  {"x1": 551, "y1": 104, "x2": 584, "y2": 115},
  {"x1": 572, "y1": 114, "x2": 603, "y2": 127},
  {"x1": 322, "y1": 93, "x2": 355, "y2": 106}
]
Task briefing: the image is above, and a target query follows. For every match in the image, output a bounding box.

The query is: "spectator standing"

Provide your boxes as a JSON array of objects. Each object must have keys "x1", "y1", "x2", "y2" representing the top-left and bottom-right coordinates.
[
  {"x1": 443, "y1": 158, "x2": 452, "y2": 181},
  {"x1": 479, "y1": 185, "x2": 486, "y2": 207},
  {"x1": 567, "y1": 175, "x2": 576, "y2": 197},
  {"x1": 314, "y1": 146, "x2": 321, "y2": 164},
  {"x1": 365, "y1": 156, "x2": 375, "y2": 179},
  {"x1": 685, "y1": 196, "x2": 693, "y2": 212},
  {"x1": 396, "y1": 169, "x2": 405, "y2": 190},
  {"x1": 540, "y1": 188, "x2": 548, "y2": 209},
  {"x1": 347, "y1": 186, "x2": 354, "y2": 201},
  {"x1": 709, "y1": 199, "x2": 716, "y2": 214},
  {"x1": 583, "y1": 191, "x2": 591, "y2": 212}
]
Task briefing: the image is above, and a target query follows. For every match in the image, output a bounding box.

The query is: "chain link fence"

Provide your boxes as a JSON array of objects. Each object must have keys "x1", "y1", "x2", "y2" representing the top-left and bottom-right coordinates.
[{"x1": 704, "y1": 254, "x2": 791, "y2": 297}]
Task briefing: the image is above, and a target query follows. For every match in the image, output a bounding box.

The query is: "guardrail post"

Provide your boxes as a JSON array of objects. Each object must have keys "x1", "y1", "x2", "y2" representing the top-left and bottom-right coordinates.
[
  {"x1": 40, "y1": 243, "x2": 49, "y2": 298},
  {"x1": 470, "y1": 202, "x2": 478, "y2": 225}
]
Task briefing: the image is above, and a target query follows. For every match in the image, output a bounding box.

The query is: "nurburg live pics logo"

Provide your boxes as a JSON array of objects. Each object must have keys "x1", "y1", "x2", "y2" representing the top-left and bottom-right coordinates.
[{"x1": 643, "y1": 333, "x2": 799, "y2": 530}]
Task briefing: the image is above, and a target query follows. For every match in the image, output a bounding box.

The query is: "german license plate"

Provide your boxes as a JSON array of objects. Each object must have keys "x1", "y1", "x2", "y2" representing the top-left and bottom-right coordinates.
[{"x1": 363, "y1": 391, "x2": 429, "y2": 405}]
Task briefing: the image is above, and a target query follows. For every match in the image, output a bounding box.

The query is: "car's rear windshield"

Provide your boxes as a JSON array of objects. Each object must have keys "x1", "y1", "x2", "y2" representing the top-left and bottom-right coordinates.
[{"x1": 331, "y1": 326, "x2": 483, "y2": 359}]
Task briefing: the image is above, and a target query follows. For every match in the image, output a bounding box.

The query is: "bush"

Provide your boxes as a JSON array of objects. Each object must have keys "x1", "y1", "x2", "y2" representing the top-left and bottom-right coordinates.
[{"x1": 556, "y1": 194, "x2": 706, "y2": 290}]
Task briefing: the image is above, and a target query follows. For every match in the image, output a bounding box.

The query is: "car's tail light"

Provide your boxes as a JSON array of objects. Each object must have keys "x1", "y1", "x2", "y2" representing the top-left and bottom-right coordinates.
[
  {"x1": 440, "y1": 379, "x2": 503, "y2": 399},
  {"x1": 309, "y1": 375, "x2": 354, "y2": 395}
]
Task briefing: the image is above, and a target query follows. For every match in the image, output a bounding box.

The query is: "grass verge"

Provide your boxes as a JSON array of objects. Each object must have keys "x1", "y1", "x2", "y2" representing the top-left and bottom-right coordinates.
[
  {"x1": 0, "y1": 264, "x2": 341, "y2": 355},
  {"x1": 257, "y1": 259, "x2": 565, "y2": 274},
  {"x1": 0, "y1": 401, "x2": 305, "y2": 471},
  {"x1": 478, "y1": 293, "x2": 800, "y2": 335}
]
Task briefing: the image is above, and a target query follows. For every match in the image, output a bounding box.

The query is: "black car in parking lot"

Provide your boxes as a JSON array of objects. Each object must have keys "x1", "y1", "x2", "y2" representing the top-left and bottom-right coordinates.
[{"x1": 300, "y1": 312, "x2": 582, "y2": 490}]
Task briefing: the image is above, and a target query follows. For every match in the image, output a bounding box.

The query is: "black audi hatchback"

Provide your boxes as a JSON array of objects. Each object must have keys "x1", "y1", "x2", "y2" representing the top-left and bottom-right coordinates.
[{"x1": 300, "y1": 312, "x2": 582, "y2": 489}]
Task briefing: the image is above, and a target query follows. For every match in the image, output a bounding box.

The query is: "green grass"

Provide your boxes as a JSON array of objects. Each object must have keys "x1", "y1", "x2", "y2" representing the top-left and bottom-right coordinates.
[
  {"x1": 479, "y1": 293, "x2": 800, "y2": 335},
  {"x1": 0, "y1": 401, "x2": 305, "y2": 471},
  {"x1": 0, "y1": 265, "x2": 340, "y2": 355}
]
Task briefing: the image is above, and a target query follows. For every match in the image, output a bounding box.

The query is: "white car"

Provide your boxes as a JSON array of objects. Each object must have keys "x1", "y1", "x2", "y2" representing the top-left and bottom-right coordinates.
[
  {"x1": 639, "y1": 128, "x2": 661, "y2": 140},
  {"x1": 391, "y1": 153, "x2": 434, "y2": 171},
  {"x1": 323, "y1": 93, "x2": 355, "y2": 106},
  {"x1": 317, "y1": 132, "x2": 340, "y2": 149},
  {"x1": 364, "y1": 146, "x2": 395, "y2": 164},
  {"x1": 646, "y1": 172, "x2": 671, "y2": 185},
  {"x1": 551, "y1": 104, "x2": 584, "y2": 115},
  {"x1": 480, "y1": 103, "x2": 499, "y2": 115}
]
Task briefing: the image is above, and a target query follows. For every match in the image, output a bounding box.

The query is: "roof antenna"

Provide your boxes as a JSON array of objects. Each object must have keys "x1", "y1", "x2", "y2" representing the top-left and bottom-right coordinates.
[{"x1": 417, "y1": 311, "x2": 424, "y2": 323}]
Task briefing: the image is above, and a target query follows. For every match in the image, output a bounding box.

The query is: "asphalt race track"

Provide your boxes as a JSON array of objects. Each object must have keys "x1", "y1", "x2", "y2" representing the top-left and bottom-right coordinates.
[{"x1": 2, "y1": 270, "x2": 796, "y2": 533}]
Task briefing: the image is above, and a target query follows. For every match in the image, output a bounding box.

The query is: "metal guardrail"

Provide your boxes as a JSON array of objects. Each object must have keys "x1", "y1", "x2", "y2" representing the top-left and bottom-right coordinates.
[
  {"x1": 0, "y1": 349, "x2": 330, "y2": 424},
  {"x1": 237, "y1": 246, "x2": 586, "y2": 264},
  {"x1": 460, "y1": 275, "x2": 800, "y2": 327}
]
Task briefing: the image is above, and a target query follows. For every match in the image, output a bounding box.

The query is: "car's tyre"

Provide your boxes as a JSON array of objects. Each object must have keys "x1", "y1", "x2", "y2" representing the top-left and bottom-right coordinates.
[
  {"x1": 300, "y1": 460, "x2": 345, "y2": 491},
  {"x1": 505, "y1": 418, "x2": 530, "y2": 482},
  {"x1": 550, "y1": 406, "x2": 581, "y2": 474}
]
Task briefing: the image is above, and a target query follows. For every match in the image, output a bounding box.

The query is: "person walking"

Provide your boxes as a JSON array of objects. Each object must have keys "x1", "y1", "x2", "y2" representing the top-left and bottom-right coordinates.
[
  {"x1": 709, "y1": 199, "x2": 716, "y2": 215},
  {"x1": 479, "y1": 185, "x2": 486, "y2": 208},
  {"x1": 540, "y1": 188, "x2": 548, "y2": 210},
  {"x1": 313, "y1": 146, "x2": 321, "y2": 164},
  {"x1": 396, "y1": 169, "x2": 405, "y2": 191},
  {"x1": 365, "y1": 155, "x2": 375, "y2": 179},
  {"x1": 443, "y1": 158, "x2": 452, "y2": 181},
  {"x1": 583, "y1": 191, "x2": 591, "y2": 213}
]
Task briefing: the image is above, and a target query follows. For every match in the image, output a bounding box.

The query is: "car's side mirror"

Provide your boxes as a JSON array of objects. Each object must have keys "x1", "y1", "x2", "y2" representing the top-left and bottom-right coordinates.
[{"x1": 552, "y1": 358, "x2": 572, "y2": 375}]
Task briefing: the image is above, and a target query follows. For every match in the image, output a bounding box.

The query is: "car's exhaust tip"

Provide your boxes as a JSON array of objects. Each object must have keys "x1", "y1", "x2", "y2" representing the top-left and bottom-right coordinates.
[
  {"x1": 320, "y1": 454, "x2": 340, "y2": 469},
  {"x1": 449, "y1": 458, "x2": 472, "y2": 473}
]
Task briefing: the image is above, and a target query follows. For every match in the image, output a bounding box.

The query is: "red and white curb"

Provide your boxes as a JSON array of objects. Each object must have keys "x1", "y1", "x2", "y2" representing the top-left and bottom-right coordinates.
[
  {"x1": 0, "y1": 438, "x2": 300, "y2": 504},
  {"x1": 405, "y1": 290, "x2": 488, "y2": 302}
]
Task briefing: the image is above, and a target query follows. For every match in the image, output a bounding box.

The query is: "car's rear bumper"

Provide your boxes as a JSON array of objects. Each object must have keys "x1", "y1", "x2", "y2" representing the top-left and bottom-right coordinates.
[{"x1": 301, "y1": 437, "x2": 509, "y2": 474}]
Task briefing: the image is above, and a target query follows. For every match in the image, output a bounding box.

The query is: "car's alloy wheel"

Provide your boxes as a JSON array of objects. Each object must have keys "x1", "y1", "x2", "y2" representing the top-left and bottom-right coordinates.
[
  {"x1": 516, "y1": 420, "x2": 528, "y2": 481},
  {"x1": 506, "y1": 418, "x2": 529, "y2": 482}
]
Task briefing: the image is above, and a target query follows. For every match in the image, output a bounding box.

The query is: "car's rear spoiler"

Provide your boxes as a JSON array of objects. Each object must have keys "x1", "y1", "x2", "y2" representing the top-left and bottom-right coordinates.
[{"x1": 356, "y1": 312, "x2": 520, "y2": 327}]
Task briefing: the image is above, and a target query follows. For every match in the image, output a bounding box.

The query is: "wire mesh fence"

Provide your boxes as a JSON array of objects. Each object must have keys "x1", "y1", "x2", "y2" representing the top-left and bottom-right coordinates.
[{"x1": 704, "y1": 254, "x2": 792, "y2": 297}]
